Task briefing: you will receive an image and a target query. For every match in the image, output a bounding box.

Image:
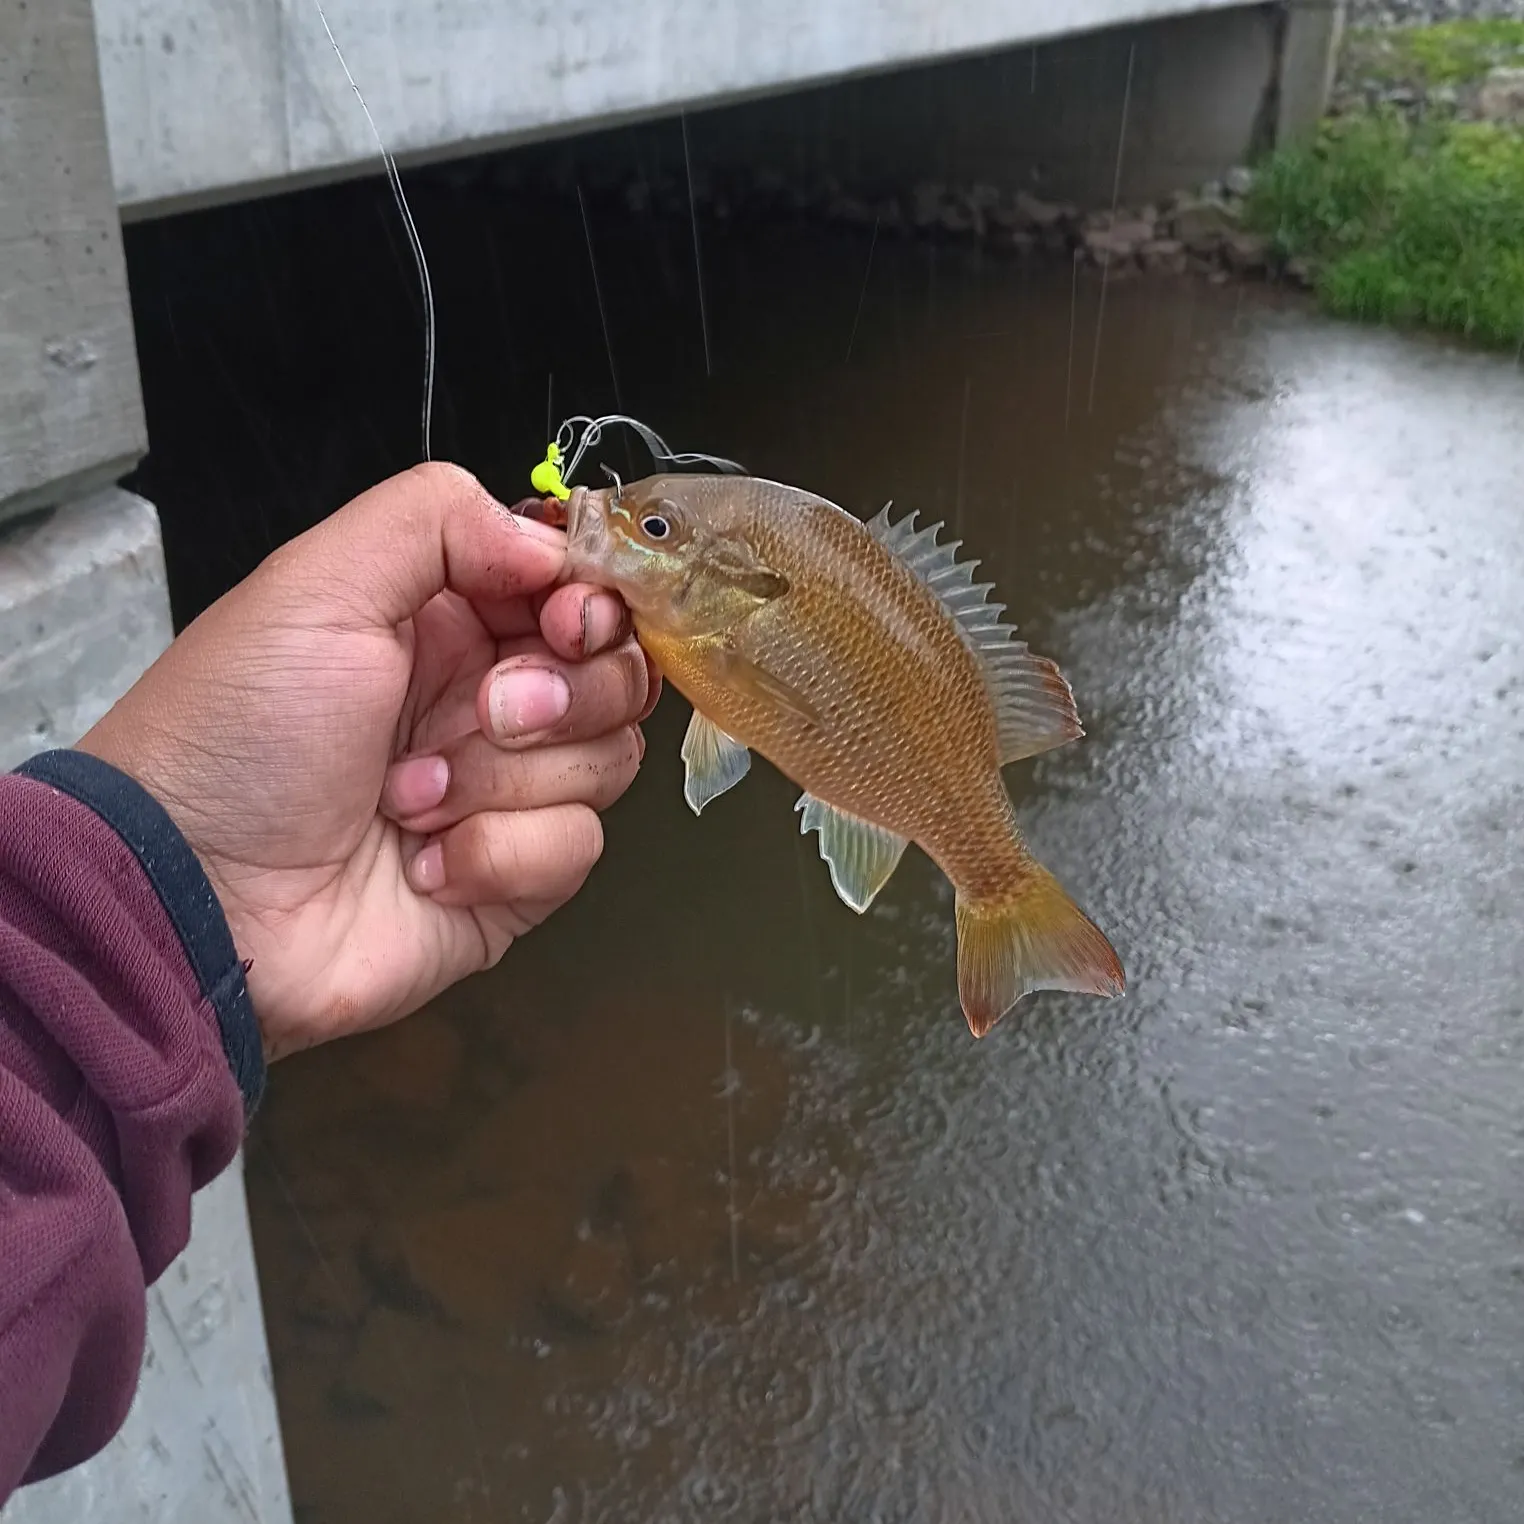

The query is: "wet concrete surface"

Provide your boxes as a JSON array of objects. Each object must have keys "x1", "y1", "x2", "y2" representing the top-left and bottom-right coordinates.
[{"x1": 125, "y1": 170, "x2": 1524, "y2": 1522}]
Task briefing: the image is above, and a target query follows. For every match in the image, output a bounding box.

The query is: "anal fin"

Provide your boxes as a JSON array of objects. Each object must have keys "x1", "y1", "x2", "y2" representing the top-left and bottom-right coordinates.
[
  {"x1": 681, "y1": 710, "x2": 751, "y2": 815},
  {"x1": 796, "y1": 794, "x2": 908, "y2": 913}
]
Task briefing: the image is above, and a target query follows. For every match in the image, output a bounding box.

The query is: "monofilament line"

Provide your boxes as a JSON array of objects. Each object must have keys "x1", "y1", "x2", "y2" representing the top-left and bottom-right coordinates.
[
  {"x1": 846, "y1": 215, "x2": 881, "y2": 362},
  {"x1": 1087, "y1": 40, "x2": 1135, "y2": 417},
  {"x1": 313, "y1": 0, "x2": 436, "y2": 462},
  {"x1": 681, "y1": 111, "x2": 713, "y2": 378},
  {"x1": 578, "y1": 185, "x2": 625, "y2": 415}
]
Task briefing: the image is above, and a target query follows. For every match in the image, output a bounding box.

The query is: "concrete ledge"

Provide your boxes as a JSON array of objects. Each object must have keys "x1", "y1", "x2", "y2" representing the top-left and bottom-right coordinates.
[
  {"x1": 5, "y1": 1159, "x2": 293, "y2": 1524},
  {"x1": 0, "y1": 488, "x2": 173, "y2": 773}
]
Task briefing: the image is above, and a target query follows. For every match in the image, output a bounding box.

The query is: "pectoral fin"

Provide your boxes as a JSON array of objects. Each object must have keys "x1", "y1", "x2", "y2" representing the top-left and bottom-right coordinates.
[
  {"x1": 796, "y1": 793, "x2": 909, "y2": 913},
  {"x1": 681, "y1": 710, "x2": 752, "y2": 815},
  {"x1": 718, "y1": 651, "x2": 822, "y2": 727}
]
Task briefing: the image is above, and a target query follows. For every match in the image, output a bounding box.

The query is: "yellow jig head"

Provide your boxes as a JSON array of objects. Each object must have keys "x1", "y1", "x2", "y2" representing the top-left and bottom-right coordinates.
[
  {"x1": 530, "y1": 442, "x2": 571, "y2": 501},
  {"x1": 529, "y1": 414, "x2": 745, "y2": 508}
]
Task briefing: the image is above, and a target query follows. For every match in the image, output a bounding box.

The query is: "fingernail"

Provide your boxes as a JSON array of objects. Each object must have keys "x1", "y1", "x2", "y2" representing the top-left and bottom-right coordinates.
[
  {"x1": 489, "y1": 665, "x2": 572, "y2": 739},
  {"x1": 581, "y1": 594, "x2": 625, "y2": 655},
  {"x1": 634, "y1": 724, "x2": 647, "y2": 761},
  {"x1": 385, "y1": 755, "x2": 449, "y2": 816},
  {"x1": 409, "y1": 843, "x2": 446, "y2": 893}
]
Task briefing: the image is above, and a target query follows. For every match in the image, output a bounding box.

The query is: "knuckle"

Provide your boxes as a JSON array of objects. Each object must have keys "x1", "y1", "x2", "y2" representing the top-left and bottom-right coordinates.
[
  {"x1": 252, "y1": 539, "x2": 307, "y2": 599},
  {"x1": 562, "y1": 807, "x2": 605, "y2": 873},
  {"x1": 602, "y1": 730, "x2": 643, "y2": 797},
  {"x1": 482, "y1": 748, "x2": 536, "y2": 809},
  {"x1": 473, "y1": 816, "x2": 527, "y2": 887},
  {"x1": 406, "y1": 459, "x2": 481, "y2": 501}
]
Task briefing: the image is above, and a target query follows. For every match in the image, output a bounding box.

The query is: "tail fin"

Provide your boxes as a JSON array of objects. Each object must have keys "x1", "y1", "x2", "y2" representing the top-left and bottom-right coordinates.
[{"x1": 954, "y1": 863, "x2": 1124, "y2": 1038}]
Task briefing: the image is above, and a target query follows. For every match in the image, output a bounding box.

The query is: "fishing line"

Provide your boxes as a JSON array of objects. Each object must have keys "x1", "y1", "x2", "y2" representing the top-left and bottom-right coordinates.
[
  {"x1": 312, "y1": 0, "x2": 436, "y2": 462},
  {"x1": 308, "y1": 3, "x2": 738, "y2": 501},
  {"x1": 531, "y1": 414, "x2": 746, "y2": 501}
]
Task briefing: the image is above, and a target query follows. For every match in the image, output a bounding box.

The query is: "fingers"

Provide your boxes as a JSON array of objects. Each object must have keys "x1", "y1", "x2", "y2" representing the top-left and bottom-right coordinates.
[
  {"x1": 406, "y1": 803, "x2": 604, "y2": 910},
  {"x1": 384, "y1": 726, "x2": 643, "y2": 835},
  {"x1": 399, "y1": 609, "x2": 661, "y2": 764},
  {"x1": 269, "y1": 461, "x2": 569, "y2": 629},
  {"x1": 535, "y1": 583, "x2": 662, "y2": 720},
  {"x1": 539, "y1": 582, "x2": 629, "y2": 660},
  {"x1": 477, "y1": 637, "x2": 650, "y2": 747}
]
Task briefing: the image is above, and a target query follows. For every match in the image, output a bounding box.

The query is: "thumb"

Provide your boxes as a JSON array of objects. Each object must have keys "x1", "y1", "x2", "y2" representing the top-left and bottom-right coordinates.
[{"x1": 282, "y1": 462, "x2": 568, "y2": 628}]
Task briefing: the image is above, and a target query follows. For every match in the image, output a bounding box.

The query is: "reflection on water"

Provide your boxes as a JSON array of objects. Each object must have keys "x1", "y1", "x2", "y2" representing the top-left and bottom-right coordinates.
[{"x1": 126, "y1": 167, "x2": 1524, "y2": 1522}]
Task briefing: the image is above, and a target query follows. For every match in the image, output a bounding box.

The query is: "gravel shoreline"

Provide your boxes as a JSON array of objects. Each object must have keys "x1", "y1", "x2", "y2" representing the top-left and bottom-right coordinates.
[
  {"x1": 1348, "y1": 0, "x2": 1524, "y2": 26},
  {"x1": 474, "y1": 13, "x2": 1523, "y2": 301}
]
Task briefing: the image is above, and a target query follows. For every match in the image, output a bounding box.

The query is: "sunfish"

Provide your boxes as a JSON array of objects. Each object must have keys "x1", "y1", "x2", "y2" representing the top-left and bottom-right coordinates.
[{"x1": 563, "y1": 473, "x2": 1124, "y2": 1036}]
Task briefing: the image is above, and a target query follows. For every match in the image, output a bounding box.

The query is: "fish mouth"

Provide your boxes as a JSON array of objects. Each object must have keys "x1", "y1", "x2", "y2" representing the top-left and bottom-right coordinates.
[{"x1": 563, "y1": 485, "x2": 611, "y2": 582}]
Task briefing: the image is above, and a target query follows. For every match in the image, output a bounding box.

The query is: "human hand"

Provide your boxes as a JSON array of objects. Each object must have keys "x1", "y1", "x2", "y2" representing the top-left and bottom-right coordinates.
[{"x1": 79, "y1": 463, "x2": 657, "y2": 1058}]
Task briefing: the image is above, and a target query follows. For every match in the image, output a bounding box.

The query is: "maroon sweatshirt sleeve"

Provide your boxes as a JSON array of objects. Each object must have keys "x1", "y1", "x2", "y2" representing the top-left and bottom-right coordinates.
[{"x1": 0, "y1": 749, "x2": 265, "y2": 1502}]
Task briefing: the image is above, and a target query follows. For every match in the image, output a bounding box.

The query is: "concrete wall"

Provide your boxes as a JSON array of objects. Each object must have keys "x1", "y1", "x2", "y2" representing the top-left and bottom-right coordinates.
[
  {"x1": 92, "y1": 0, "x2": 1267, "y2": 217},
  {"x1": 0, "y1": 0, "x2": 146, "y2": 521}
]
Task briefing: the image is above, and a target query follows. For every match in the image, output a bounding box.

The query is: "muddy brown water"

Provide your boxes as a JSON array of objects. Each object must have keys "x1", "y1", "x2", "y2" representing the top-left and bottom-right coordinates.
[{"x1": 123, "y1": 164, "x2": 1524, "y2": 1522}]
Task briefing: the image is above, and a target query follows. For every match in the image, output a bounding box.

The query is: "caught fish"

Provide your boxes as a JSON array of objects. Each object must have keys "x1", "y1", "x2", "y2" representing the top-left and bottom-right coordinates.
[{"x1": 563, "y1": 473, "x2": 1124, "y2": 1036}]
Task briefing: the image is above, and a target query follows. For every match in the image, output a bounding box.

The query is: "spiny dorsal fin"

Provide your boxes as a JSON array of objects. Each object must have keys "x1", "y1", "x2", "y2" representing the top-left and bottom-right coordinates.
[{"x1": 864, "y1": 504, "x2": 1083, "y2": 764}]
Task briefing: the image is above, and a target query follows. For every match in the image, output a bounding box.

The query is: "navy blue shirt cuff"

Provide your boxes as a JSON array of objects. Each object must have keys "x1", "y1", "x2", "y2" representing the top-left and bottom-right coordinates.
[{"x1": 13, "y1": 749, "x2": 266, "y2": 1117}]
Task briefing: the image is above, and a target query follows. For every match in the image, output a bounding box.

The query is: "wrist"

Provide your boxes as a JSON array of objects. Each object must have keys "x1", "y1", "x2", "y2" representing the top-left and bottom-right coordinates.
[{"x1": 15, "y1": 748, "x2": 268, "y2": 1114}]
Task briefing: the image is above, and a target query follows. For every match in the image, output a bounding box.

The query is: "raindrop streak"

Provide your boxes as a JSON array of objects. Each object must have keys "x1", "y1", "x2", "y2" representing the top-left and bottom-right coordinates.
[
  {"x1": 793, "y1": 832, "x2": 828, "y2": 1030},
  {"x1": 1087, "y1": 40, "x2": 1136, "y2": 416},
  {"x1": 460, "y1": 1377, "x2": 489, "y2": 1512},
  {"x1": 843, "y1": 936, "x2": 855, "y2": 1044},
  {"x1": 311, "y1": 0, "x2": 435, "y2": 462},
  {"x1": 1064, "y1": 249, "x2": 1080, "y2": 431},
  {"x1": 723, "y1": 1000, "x2": 740, "y2": 1283},
  {"x1": 266, "y1": 1151, "x2": 347, "y2": 1313},
  {"x1": 846, "y1": 215, "x2": 882, "y2": 362},
  {"x1": 955, "y1": 375, "x2": 972, "y2": 540},
  {"x1": 578, "y1": 184, "x2": 624, "y2": 414},
  {"x1": 681, "y1": 111, "x2": 713, "y2": 378}
]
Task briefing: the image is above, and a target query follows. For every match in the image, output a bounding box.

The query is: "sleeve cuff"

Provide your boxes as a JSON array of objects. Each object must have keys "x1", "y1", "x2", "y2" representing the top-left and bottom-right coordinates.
[{"x1": 13, "y1": 749, "x2": 266, "y2": 1116}]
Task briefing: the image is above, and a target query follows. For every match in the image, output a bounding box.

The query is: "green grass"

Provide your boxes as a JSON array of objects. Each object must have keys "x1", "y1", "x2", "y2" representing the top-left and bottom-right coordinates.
[
  {"x1": 1246, "y1": 113, "x2": 1524, "y2": 349},
  {"x1": 1343, "y1": 19, "x2": 1524, "y2": 89}
]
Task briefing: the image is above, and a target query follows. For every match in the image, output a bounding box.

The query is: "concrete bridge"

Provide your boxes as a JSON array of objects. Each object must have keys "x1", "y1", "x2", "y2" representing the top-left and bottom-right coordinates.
[
  {"x1": 1, "y1": 1, "x2": 1342, "y2": 1518},
  {"x1": 94, "y1": 0, "x2": 1340, "y2": 215}
]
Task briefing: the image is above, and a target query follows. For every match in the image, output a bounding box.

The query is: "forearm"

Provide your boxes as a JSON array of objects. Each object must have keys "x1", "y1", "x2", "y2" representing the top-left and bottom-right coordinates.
[{"x1": 0, "y1": 752, "x2": 262, "y2": 1500}]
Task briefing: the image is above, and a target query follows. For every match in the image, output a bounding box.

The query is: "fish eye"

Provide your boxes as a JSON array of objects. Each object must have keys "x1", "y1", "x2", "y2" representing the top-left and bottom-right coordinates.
[{"x1": 640, "y1": 514, "x2": 671, "y2": 540}]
